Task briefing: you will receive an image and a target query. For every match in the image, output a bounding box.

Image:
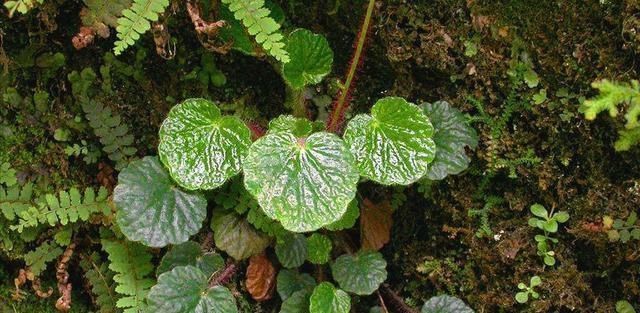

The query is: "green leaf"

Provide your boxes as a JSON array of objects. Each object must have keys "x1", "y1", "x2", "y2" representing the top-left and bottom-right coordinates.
[
  {"x1": 421, "y1": 295, "x2": 474, "y2": 313},
  {"x1": 515, "y1": 292, "x2": 528, "y2": 304},
  {"x1": 305, "y1": 233, "x2": 332, "y2": 264},
  {"x1": 158, "y1": 98, "x2": 252, "y2": 190},
  {"x1": 212, "y1": 213, "x2": 271, "y2": 260},
  {"x1": 530, "y1": 276, "x2": 542, "y2": 287},
  {"x1": 147, "y1": 265, "x2": 238, "y2": 313},
  {"x1": 324, "y1": 200, "x2": 359, "y2": 231},
  {"x1": 309, "y1": 282, "x2": 351, "y2": 313},
  {"x1": 625, "y1": 212, "x2": 638, "y2": 227},
  {"x1": 616, "y1": 300, "x2": 637, "y2": 313},
  {"x1": 343, "y1": 97, "x2": 436, "y2": 185},
  {"x1": 268, "y1": 115, "x2": 315, "y2": 137},
  {"x1": 277, "y1": 269, "x2": 316, "y2": 301},
  {"x1": 280, "y1": 289, "x2": 311, "y2": 313},
  {"x1": 114, "y1": 156, "x2": 208, "y2": 248},
  {"x1": 157, "y1": 241, "x2": 224, "y2": 277},
  {"x1": 620, "y1": 229, "x2": 631, "y2": 243},
  {"x1": 283, "y1": 29, "x2": 333, "y2": 89},
  {"x1": 543, "y1": 255, "x2": 556, "y2": 266},
  {"x1": 276, "y1": 233, "x2": 308, "y2": 268},
  {"x1": 529, "y1": 204, "x2": 547, "y2": 218},
  {"x1": 422, "y1": 101, "x2": 478, "y2": 180},
  {"x1": 331, "y1": 251, "x2": 387, "y2": 295},
  {"x1": 554, "y1": 211, "x2": 570, "y2": 223},
  {"x1": 543, "y1": 220, "x2": 558, "y2": 233},
  {"x1": 243, "y1": 130, "x2": 359, "y2": 232}
]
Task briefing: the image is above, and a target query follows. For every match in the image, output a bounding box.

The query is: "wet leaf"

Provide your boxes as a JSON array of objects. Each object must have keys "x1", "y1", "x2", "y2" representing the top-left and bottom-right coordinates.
[
  {"x1": 114, "y1": 156, "x2": 208, "y2": 248},
  {"x1": 324, "y1": 200, "x2": 360, "y2": 231},
  {"x1": 309, "y1": 282, "x2": 350, "y2": 313},
  {"x1": 243, "y1": 130, "x2": 359, "y2": 232},
  {"x1": 147, "y1": 265, "x2": 238, "y2": 313},
  {"x1": 422, "y1": 101, "x2": 478, "y2": 180},
  {"x1": 421, "y1": 295, "x2": 474, "y2": 313},
  {"x1": 158, "y1": 98, "x2": 251, "y2": 190},
  {"x1": 212, "y1": 213, "x2": 271, "y2": 260},
  {"x1": 268, "y1": 115, "x2": 320, "y2": 137},
  {"x1": 276, "y1": 233, "x2": 308, "y2": 268},
  {"x1": 246, "y1": 253, "x2": 277, "y2": 301},
  {"x1": 157, "y1": 241, "x2": 224, "y2": 277},
  {"x1": 331, "y1": 251, "x2": 387, "y2": 295},
  {"x1": 283, "y1": 29, "x2": 334, "y2": 89},
  {"x1": 343, "y1": 97, "x2": 436, "y2": 185},
  {"x1": 306, "y1": 233, "x2": 332, "y2": 264},
  {"x1": 277, "y1": 269, "x2": 316, "y2": 301},
  {"x1": 360, "y1": 198, "x2": 392, "y2": 251}
]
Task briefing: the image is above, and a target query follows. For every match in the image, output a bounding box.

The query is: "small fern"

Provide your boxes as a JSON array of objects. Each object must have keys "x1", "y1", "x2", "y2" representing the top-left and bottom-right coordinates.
[
  {"x1": 80, "y1": 252, "x2": 119, "y2": 313},
  {"x1": 102, "y1": 238, "x2": 155, "y2": 313},
  {"x1": 222, "y1": 0, "x2": 290, "y2": 63},
  {"x1": 23, "y1": 240, "x2": 63, "y2": 276},
  {"x1": 0, "y1": 183, "x2": 34, "y2": 221},
  {"x1": 113, "y1": 0, "x2": 170, "y2": 55},
  {"x1": 11, "y1": 187, "x2": 110, "y2": 233}
]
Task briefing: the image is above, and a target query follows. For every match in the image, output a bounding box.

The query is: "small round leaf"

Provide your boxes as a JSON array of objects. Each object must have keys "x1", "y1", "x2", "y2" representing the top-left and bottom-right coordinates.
[
  {"x1": 243, "y1": 131, "x2": 359, "y2": 232},
  {"x1": 158, "y1": 98, "x2": 251, "y2": 190},
  {"x1": 147, "y1": 265, "x2": 238, "y2": 313},
  {"x1": 283, "y1": 29, "x2": 334, "y2": 89},
  {"x1": 277, "y1": 269, "x2": 316, "y2": 301},
  {"x1": 280, "y1": 290, "x2": 311, "y2": 313},
  {"x1": 306, "y1": 234, "x2": 332, "y2": 264},
  {"x1": 212, "y1": 213, "x2": 271, "y2": 260},
  {"x1": 331, "y1": 251, "x2": 387, "y2": 295},
  {"x1": 325, "y1": 200, "x2": 359, "y2": 231},
  {"x1": 275, "y1": 234, "x2": 308, "y2": 268},
  {"x1": 309, "y1": 282, "x2": 351, "y2": 313},
  {"x1": 114, "y1": 156, "x2": 207, "y2": 248},
  {"x1": 421, "y1": 295, "x2": 474, "y2": 313},
  {"x1": 343, "y1": 97, "x2": 436, "y2": 185}
]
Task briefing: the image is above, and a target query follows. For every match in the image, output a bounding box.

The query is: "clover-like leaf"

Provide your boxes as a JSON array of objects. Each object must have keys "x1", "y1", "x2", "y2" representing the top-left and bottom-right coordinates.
[
  {"x1": 421, "y1": 295, "x2": 474, "y2": 313},
  {"x1": 343, "y1": 97, "x2": 436, "y2": 185},
  {"x1": 114, "y1": 156, "x2": 208, "y2": 248},
  {"x1": 212, "y1": 213, "x2": 271, "y2": 260},
  {"x1": 283, "y1": 29, "x2": 334, "y2": 89},
  {"x1": 423, "y1": 101, "x2": 478, "y2": 180},
  {"x1": 275, "y1": 233, "x2": 308, "y2": 268},
  {"x1": 158, "y1": 98, "x2": 251, "y2": 190},
  {"x1": 243, "y1": 130, "x2": 359, "y2": 232},
  {"x1": 147, "y1": 265, "x2": 238, "y2": 313},
  {"x1": 309, "y1": 282, "x2": 351, "y2": 313},
  {"x1": 277, "y1": 269, "x2": 316, "y2": 301},
  {"x1": 331, "y1": 251, "x2": 387, "y2": 295},
  {"x1": 157, "y1": 241, "x2": 224, "y2": 276},
  {"x1": 306, "y1": 233, "x2": 332, "y2": 264}
]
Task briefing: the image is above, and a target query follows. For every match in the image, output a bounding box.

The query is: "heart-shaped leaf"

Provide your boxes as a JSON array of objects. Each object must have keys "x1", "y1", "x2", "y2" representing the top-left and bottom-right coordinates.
[
  {"x1": 158, "y1": 98, "x2": 251, "y2": 190},
  {"x1": 306, "y1": 234, "x2": 332, "y2": 264},
  {"x1": 147, "y1": 265, "x2": 238, "y2": 313},
  {"x1": 331, "y1": 251, "x2": 387, "y2": 295},
  {"x1": 422, "y1": 101, "x2": 478, "y2": 180},
  {"x1": 343, "y1": 97, "x2": 436, "y2": 185},
  {"x1": 243, "y1": 130, "x2": 359, "y2": 232},
  {"x1": 114, "y1": 156, "x2": 208, "y2": 248},
  {"x1": 275, "y1": 233, "x2": 308, "y2": 268},
  {"x1": 212, "y1": 213, "x2": 271, "y2": 260},
  {"x1": 157, "y1": 241, "x2": 224, "y2": 277},
  {"x1": 421, "y1": 295, "x2": 474, "y2": 313},
  {"x1": 277, "y1": 269, "x2": 316, "y2": 301},
  {"x1": 280, "y1": 289, "x2": 311, "y2": 313},
  {"x1": 309, "y1": 282, "x2": 351, "y2": 313},
  {"x1": 283, "y1": 29, "x2": 334, "y2": 89}
]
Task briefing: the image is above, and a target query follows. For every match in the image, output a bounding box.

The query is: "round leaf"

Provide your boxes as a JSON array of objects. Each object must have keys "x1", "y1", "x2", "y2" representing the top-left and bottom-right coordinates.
[
  {"x1": 422, "y1": 101, "x2": 478, "y2": 180},
  {"x1": 324, "y1": 200, "x2": 359, "y2": 231},
  {"x1": 212, "y1": 213, "x2": 271, "y2": 260},
  {"x1": 421, "y1": 295, "x2": 474, "y2": 313},
  {"x1": 306, "y1": 233, "x2": 332, "y2": 264},
  {"x1": 309, "y1": 282, "x2": 351, "y2": 313},
  {"x1": 277, "y1": 269, "x2": 316, "y2": 301},
  {"x1": 243, "y1": 131, "x2": 359, "y2": 232},
  {"x1": 269, "y1": 115, "x2": 316, "y2": 137},
  {"x1": 114, "y1": 156, "x2": 207, "y2": 248},
  {"x1": 283, "y1": 29, "x2": 334, "y2": 89},
  {"x1": 275, "y1": 234, "x2": 308, "y2": 268},
  {"x1": 280, "y1": 290, "x2": 311, "y2": 313},
  {"x1": 157, "y1": 241, "x2": 224, "y2": 277},
  {"x1": 147, "y1": 265, "x2": 238, "y2": 313},
  {"x1": 343, "y1": 97, "x2": 436, "y2": 185},
  {"x1": 331, "y1": 251, "x2": 387, "y2": 295},
  {"x1": 158, "y1": 98, "x2": 251, "y2": 190}
]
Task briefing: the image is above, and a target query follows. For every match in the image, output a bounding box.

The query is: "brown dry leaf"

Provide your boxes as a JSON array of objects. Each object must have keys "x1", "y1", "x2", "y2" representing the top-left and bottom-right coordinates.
[
  {"x1": 360, "y1": 198, "x2": 393, "y2": 251},
  {"x1": 245, "y1": 253, "x2": 276, "y2": 301}
]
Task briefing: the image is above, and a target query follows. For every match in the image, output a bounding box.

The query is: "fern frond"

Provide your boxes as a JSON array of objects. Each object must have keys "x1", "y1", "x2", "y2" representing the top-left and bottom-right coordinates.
[
  {"x1": 80, "y1": 252, "x2": 119, "y2": 313},
  {"x1": 24, "y1": 240, "x2": 63, "y2": 276},
  {"x1": 113, "y1": 0, "x2": 170, "y2": 55},
  {"x1": 0, "y1": 183, "x2": 34, "y2": 221},
  {"x1": 102, "y1": 238, "x2": 154, "y2": 313},
  {"x1": 83, "y1": 100, "x2": 137, "y2": 169},
  {"x1": 11, "y1": 187, "x2": 110, "y2": 233},
  {"x1": 580, "y1": 80, "x2": 640, "y2": 120},
  {"x1": 222, "y1": 0, "x2": 289, "y2": 63},
  {"x1": 82, "y1": 0, "x2": 131, "y2": 29}
]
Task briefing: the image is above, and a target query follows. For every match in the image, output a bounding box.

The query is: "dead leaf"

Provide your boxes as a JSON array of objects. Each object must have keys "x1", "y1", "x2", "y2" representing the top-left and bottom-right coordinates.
[
  {"x1": 360, "y1": 198, "x2": 393, "y2": 251},
  {"x1": 245, "y1": 253, "x2": 276, "y2": 301}
]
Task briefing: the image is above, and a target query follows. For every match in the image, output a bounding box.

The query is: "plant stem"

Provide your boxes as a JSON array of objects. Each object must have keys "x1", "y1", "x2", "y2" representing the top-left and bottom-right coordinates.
[{"x1": 326, "y1": 0, "x2": 376, "y2": 133}]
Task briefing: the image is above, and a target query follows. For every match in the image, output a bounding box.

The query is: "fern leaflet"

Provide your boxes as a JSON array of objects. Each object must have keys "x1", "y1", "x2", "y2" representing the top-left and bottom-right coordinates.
[
  {"x1": 80, "y1": 252, "x2": 119, "y2": 313},
  {"x1": 113, "y1": 0, "x2": 170, "y2": 55},
  {"x1": 0, "y1": 183, "x2": 34, "y2": 221},
  {"x1": 222, "y1": 0, "x2": 290, "y2": 63},
  {"x1": 102, "y1": 238, "x2": 154, "y2": 313},
  {"x1": 24, "y1": 240, "x2": 63, "y2": 276}
]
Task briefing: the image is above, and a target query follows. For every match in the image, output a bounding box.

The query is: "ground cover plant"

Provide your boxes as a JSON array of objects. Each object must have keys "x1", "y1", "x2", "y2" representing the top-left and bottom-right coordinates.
[{"x1": 1, "y1": 0, "x2": 640, "y2": 312}]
